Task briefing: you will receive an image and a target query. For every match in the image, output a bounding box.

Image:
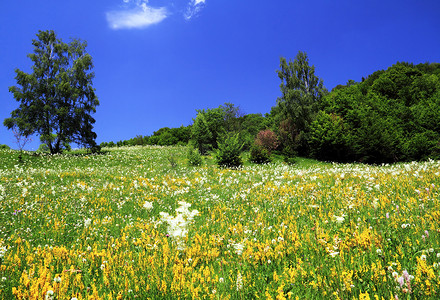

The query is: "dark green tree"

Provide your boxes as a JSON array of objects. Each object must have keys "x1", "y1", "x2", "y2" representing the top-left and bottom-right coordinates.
[
  {"x1": 276, "y1": 51, "x2": 327, "y2": 155},
  {"x1": 4, "y1": 30, "x2": 99, "y2": 154}
]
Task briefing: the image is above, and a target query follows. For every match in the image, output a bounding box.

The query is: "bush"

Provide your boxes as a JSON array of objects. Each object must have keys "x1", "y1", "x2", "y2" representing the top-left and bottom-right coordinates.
[
  {"x1": 187, "y1": 146, "x2": 203, "y2": 166},
  {"x1": 37, "y1": 144, "x2": 49, "y2": 153},
  {"x1": 0, "y1": 144, "x2": 10, "y2": 150},
  {"x1": 215, "y1": 134, "x2": 243, "y2": 168},
  {"x1": 249, "y1": 144, "x2": 271, "y2": 164},
  {"x1": 255, "y1": 129, "x2": 278, "y2": 155}
]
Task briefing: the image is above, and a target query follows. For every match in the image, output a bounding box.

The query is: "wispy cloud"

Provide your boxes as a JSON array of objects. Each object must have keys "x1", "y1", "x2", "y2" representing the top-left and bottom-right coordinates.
[
  {"x1": 184, "y1": 0, "x2": 206, "y2": 20},
  {"x1": 106, "y1": 0, "x2": 168, "y2": 30},
  {"x1": 106, "y1": 0, "x2": 207, "y2": 29}
]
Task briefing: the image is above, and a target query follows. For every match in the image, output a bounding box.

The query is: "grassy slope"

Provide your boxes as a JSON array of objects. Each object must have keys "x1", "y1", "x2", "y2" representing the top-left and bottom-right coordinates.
[{"x1": 0, "y1": 146, "x2": 439, "y2": 299}]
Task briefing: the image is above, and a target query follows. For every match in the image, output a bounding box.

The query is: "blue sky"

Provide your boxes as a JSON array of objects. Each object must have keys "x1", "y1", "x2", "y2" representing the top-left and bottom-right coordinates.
[{"x1": 1, "y1": 0, "x2": 440, "y2": 150}]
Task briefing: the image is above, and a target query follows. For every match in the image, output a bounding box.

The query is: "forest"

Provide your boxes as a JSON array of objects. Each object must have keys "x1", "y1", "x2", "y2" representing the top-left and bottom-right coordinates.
[{"x1": 101, "y1": 54, "x2": 440, "y2": 164}]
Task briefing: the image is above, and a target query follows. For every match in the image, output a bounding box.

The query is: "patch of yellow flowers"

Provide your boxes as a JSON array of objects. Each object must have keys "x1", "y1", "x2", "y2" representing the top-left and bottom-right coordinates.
[{"x1": 0, "y1": 146, "x2": 439, "y2": 299}]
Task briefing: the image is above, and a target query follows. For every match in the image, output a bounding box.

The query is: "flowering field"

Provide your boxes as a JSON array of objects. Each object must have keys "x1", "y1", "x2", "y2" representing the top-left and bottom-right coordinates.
[{"x1": 1, "y1": 146, "x2": 440, "y2": 299}]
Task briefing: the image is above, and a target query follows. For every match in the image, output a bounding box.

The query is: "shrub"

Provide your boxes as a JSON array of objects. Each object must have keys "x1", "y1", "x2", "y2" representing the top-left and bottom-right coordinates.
[
  {"x1": 37, "y1": 144, "x2": 50, "y2": 153},
  {"x1": 255, "y1": 129, "x2": 279, "y2": 155},
  {"x1": 0, "y1": 144, "x2": 10, "y2": 150},
  {"x1": 249, "y1": 144, "x2": 271, "y2": 164},
  {"x1": 215, "y1": 134, "x2": 243, "y2": 168},
  {"x1": 187, "y1": 146, "x2": 203, "y2": 166}
]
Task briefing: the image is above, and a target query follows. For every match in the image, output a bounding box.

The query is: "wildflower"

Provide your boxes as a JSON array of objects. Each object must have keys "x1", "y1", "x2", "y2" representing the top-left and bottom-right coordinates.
[
  {"x1": 376, "y1": 249, "x2": 382, "y2": 255},
  {"x1": 329, "y1": 251, "x2": 339, "y2": 257},
  {"x1": 236, "y1": 271, "x2": 243, "y2": 291},
  {"x1": 219, "y1": 277, "x2": 224, "y2": 283},
  {"x1": 45, "y1": 290, "x2": 54, "y2": 300},
  {"x1": 1, "y1": 277, "x2": 6, "y2": 282},
  {"x1": 420, "y1": 254, "x2": 427, "y2": 261},
  {"x1": 143, "y1": 201, "x2": 153, "y2": 210},
  {"x1": 392, "y1": 271, "x2": 398, "y2": 279},
  {"x1": 433, "y1": 263, "x2": 439, "y2": 268},
  {"x1": 386, "y1": 212, "x2": 389, "y2": 218},
  {"x1": 425, "y1": 230, "x2": 429, "y2": 238},
  {"x1": 100, "y1": 264, "x2": 106, "y2": 270},
  {"x1": 437, "y1": 253, "x2": 440, "y2": 258},
  {"x1": 53, "y1": 276, "x2": 61, "y2": 283},
  {"x1": 84, "y1": 218, "x2": 91, "y2": 227},
  {"x1": 87, "y1": 246, "x2": 92, "y2": 251},
  {"x1": 333, "y1": 215, "x2": 345, "y2": 224},
  {"x1": 232, "y1": 242, "x2": 244, "y2": 255},
  {"x1": 0, "y1": 246, "x2": 6, "y2": 258}
]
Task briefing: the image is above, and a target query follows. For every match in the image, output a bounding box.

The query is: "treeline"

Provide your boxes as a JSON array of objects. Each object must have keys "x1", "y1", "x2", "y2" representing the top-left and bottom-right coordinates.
[
  {"x1": 102, "y1": 53, "x2": 440, "y2": 164},
  {"x1": 100, "y1": 126, "x2": 191, "y2": 148}
]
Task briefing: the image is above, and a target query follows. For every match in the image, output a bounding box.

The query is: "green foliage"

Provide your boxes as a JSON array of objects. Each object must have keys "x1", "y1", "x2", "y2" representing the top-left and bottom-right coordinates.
[
  {"x1": 37, "y1": 144, "x2": 49, "y2": 153},
  {"x1": 186, "y1": 146, "x2": 203, "y2": 166},
  {"x1": 316, "y1": 62, "x2": 440, "y2": 163},
  {"x1": 309, "y1": 111, "x2": 351, "y2": 162},
  {"x1": 215, "y1": 134, "x2": 243, "y2": 168},
  {"x1": 4, "y1": 30, "x2": 99, "y2": 154},
  {"x1": 275, "y1": 51, "x2": 328, "y2": 156},
  {"x1": 0, "y1": 144, "x2": 10, "y2": 150},
  {"x1": 249, "y1": 144, "x2": 271, "y2": 164}
]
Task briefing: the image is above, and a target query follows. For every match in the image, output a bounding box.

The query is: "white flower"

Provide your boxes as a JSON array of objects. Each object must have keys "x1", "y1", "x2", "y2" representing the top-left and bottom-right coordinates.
[
  {"x1": 437, "y1": 253, "x2": 440, "y2": 258},
  {"x1": 329, "y1": 251, "x2": 339, "y2": 257},
  {"x1": 53, "y1": 276, "x2": 61, "y2": 283},
  {"x1": 87, "y1": 246, "x2": 92, "y2": 251},
  {"x1": 232, "y1": 242, "x2": 244, "y2": 255},
  {"x1": 45, "y1": 290, "x2": 54, "y2": 300},
  {"x1": 143, "y1": 201, "x2": 153, "y2": 210},
  {"x1": 236, "y1": 271, "x2": 243, "y2": 291},
  {"x1": 1, "y1": 277, "x2": 6, "y2": 282},
  {"x1": 392, "y1": 271, "x2": 399, "y2": 279},
  {"x1": 333, "y1": 215, "x2": 345, "y2": 224},
  {"x1": 420, "y1": 254, "x2": 427, "y2": 261},
  {"x1": 376, "y1": 249, "x2": 382, "y2": 255},
  {"x1": 219, "y1": 277, "x2": 224, "y2": 283},
  {"x1": 84, "y1": 218, "x2": 92, "y2": 227},
  {"x1": 0, "y1": 246, "x2": 7, "y2": 258}
]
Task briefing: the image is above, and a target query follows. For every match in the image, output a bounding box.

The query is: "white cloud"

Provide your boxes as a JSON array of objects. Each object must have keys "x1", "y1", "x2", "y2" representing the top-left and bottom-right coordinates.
[
  {"x1": 184, "y1": 0, "x2": 206, "y2": 20},
  {"x1": 106, "y1": 0, "x2": 167, "y2": 30}
]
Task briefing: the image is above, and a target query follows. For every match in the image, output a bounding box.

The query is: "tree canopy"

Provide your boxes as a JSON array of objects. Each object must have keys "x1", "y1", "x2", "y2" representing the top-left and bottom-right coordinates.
[
  {"x1": 275, "y1": 51, "x2": 328, "y2": 156},
  {"x1": 4, "y1": 30, "x2": 99, "y2": 154}
]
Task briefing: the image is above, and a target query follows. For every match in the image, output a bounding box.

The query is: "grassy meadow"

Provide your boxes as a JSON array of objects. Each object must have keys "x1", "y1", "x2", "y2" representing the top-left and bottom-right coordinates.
[{"x1": 0, "y1": 146, "x2": 439, "y2": 299}]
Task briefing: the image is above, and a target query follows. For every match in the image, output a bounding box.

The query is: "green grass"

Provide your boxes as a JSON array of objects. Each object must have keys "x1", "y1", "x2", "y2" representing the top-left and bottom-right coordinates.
[{"x1": 0, "y1": 146, "x2": 439, "y2": 299}]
